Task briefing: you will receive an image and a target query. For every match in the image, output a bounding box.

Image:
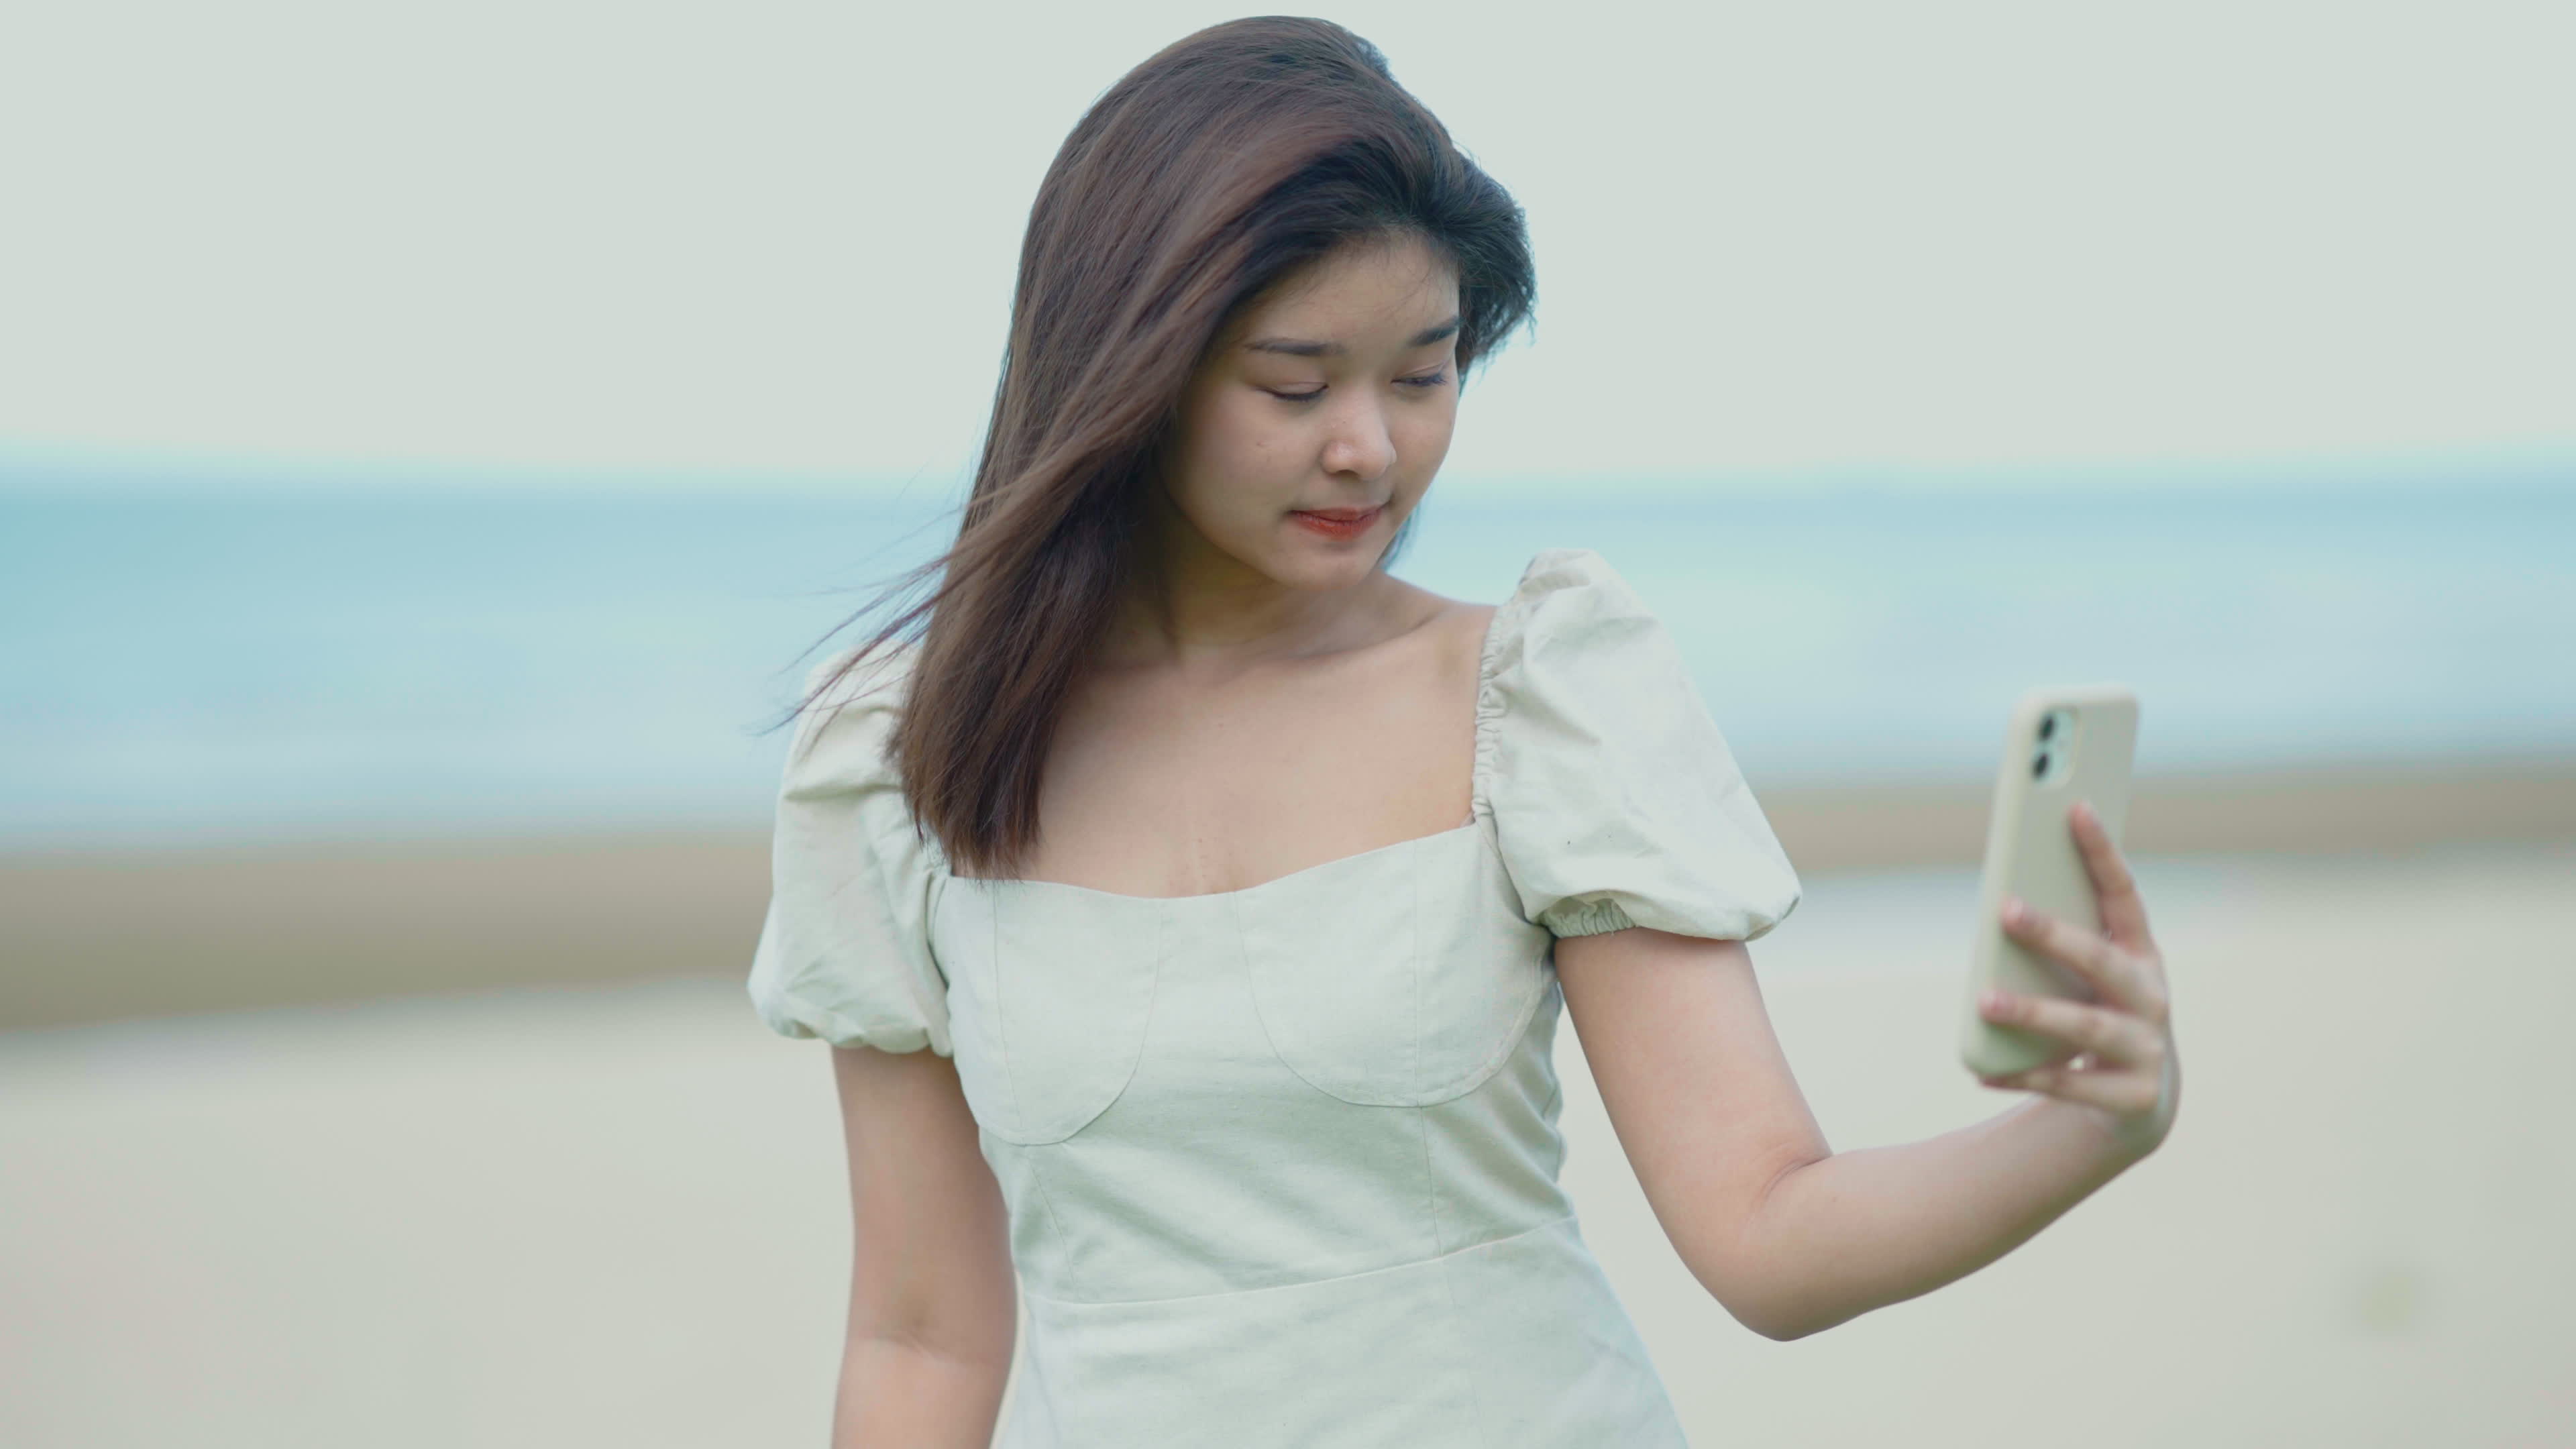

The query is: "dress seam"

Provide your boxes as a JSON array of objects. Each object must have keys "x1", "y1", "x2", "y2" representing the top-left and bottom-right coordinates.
[
  {"x1": 1016, "y1": 1211, "x2": 1582, "y2": 1309},
  {"x1": 1005, "y1": 876, "x2": 1080, "y2": 1299}
]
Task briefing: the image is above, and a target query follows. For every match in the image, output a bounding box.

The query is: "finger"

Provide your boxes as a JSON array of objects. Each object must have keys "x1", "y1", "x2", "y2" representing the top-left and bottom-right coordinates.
[
  {"x1": 2000, "y1": 898, "x2": 2165, "y2": 1022},
  {"x1": 2068, "y1": 799, "x2": 2154, "y2": 951},
  {"x1": 1979, "y1": 988, "x2": 2161, "y2": 1067},
  {"x1": 1979, "y1": 1061, "x2": 2167, "y2": 1117}
]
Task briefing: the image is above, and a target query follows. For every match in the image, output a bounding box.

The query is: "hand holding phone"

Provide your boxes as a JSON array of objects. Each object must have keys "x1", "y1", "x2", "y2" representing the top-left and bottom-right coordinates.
[{"x1": 1958, "y1": 685, "x2": 2180, "y2": 1155}]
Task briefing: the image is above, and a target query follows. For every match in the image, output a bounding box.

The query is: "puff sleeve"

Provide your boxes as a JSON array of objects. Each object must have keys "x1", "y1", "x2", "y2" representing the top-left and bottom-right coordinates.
[
  {"x1": 1481, "y1": 548, "x2": 1803, "y2": 943},
  {"x1": 745, "y1": 643, "x2": 953, "y2": 1055}
]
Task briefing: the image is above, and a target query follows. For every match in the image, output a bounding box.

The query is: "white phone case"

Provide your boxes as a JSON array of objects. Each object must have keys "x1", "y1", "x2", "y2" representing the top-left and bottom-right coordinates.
[{"x1": 1960, "y1": 684, "x2": 2141, "y2": 1079}]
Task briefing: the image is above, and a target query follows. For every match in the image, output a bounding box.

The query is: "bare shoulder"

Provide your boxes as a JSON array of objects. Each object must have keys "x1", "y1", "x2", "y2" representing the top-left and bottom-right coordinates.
[{"x1": 1373, "y1": 577, "x2": 1499, "y2": 683}]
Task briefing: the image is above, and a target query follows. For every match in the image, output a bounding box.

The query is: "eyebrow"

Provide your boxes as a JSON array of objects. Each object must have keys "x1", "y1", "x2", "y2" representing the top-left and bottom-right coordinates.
[{"x1": 1242, "y1": 315, "x2": 1460, "y2": 358}]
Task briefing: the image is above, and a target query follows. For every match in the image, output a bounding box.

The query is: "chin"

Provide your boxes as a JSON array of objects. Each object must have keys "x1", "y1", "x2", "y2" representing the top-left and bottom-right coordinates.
[
  {"x1": 1261, "y1": 538, "x2": 1389, "y2": 591},
  {"x1": 1236, "y1": 541, "x2": 1381, "y2": 588}
]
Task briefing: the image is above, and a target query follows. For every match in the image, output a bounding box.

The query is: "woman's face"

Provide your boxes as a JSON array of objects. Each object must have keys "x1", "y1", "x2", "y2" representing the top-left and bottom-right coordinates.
[{"x1": 1160, "y1": 233, "x2": 1462, "y2": 592}]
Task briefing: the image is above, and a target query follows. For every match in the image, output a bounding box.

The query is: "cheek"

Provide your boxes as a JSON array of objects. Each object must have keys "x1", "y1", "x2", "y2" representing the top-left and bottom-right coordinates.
[{"x1": 1170, "y1": 392, "x2": 1301, "y2": 526}]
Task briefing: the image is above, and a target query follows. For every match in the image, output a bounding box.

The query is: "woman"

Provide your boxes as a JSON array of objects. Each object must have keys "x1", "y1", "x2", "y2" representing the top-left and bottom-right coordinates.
[{"x1": 749, "y1": 17, "x2": 2180, "y2": 1446}]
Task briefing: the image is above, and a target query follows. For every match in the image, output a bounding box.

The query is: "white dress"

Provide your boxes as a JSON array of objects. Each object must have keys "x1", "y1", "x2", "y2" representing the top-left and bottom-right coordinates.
[{"x1": 749, "y1": 548, "x2": 1803, "y2": 1446}]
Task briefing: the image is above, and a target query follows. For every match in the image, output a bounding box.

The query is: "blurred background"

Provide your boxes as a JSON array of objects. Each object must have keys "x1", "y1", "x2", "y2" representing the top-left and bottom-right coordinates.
[{"x1": 2, "y1": 1, "x2": 2569, "y2": 1444}]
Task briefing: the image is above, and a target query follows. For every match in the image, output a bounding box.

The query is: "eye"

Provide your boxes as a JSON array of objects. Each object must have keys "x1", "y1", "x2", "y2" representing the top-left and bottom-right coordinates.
[
  {"x1": 1397, "y1": 370, "x2": 1451, "y2": 390},
  {"x1": 1265, "y1": 386, "x2": 1326, "y2": 403}
]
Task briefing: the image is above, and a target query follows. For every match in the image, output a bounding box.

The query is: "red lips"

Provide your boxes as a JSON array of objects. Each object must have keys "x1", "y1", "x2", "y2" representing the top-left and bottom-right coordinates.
[{"x1": 1288, "y1": 504, "x2": 1383, "y2": 541}]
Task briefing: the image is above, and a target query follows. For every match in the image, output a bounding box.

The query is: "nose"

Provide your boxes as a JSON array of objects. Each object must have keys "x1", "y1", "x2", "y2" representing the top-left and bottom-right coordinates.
[{"x1": 1318, "y1": 394, "x2": 1395, "y2": 484}]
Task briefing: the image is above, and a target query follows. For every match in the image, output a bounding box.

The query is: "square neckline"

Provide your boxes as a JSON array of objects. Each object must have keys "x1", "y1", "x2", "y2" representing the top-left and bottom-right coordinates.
[
  {"x1": 939, "y1": 566, "x2": 1538, "y2": 906},
  {"x1": 952, "y1": 816, "x2": 1490, "y2": 906}
]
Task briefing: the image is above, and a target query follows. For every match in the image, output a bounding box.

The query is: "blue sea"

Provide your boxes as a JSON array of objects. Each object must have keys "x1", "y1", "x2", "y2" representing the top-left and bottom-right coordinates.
[{"x1": 3, "y1": 480, "x2": 2570, "y2": 849}]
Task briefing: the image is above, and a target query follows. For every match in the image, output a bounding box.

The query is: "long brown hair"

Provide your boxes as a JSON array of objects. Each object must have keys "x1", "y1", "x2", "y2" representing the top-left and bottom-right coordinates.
[{"x1": 797, "y1": 16, "x2": 1534, "y2": 877}]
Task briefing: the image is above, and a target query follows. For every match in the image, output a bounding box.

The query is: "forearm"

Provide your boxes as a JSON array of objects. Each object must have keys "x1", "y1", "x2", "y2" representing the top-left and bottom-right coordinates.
[
  {"x1": 833, "y1": 1336, "x2": 1012, "y2": 1448},
  {"x1": 1716, "y1": 1096, "x2": 2145, "y2": 1340}
]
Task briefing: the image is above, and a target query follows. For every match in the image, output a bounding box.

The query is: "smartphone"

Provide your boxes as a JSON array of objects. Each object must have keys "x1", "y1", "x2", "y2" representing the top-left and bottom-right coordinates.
[{"x1": 1960, "y1": 684, "x2": 2141, "y2": 1079}]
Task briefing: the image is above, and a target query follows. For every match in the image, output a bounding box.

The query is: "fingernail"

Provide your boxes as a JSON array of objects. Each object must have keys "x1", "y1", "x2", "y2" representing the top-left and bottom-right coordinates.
[
  {"x1": 1981, "y1": 988, "x2": 2006, "y2": 1014},
  {"x1": 2000, "y1": 896, "x2": 2025, "y2": 924}
]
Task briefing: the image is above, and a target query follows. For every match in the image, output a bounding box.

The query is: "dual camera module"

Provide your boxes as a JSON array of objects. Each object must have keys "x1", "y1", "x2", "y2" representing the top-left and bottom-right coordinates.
[{"x1": 2031, "y1": 708, "x2": 2080, "y2": 785}]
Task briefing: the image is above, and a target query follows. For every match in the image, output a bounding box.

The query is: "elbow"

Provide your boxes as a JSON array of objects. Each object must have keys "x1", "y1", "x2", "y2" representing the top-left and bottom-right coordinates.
[
  {"x1": 1746, "y1": 1310, "x2": 1833, "y2": 1343},
  {"x1": 1719, "y1": 1287, "x2": 1860, "y2": 1342},
  {"x1": 1684, "y1": 1251, "x2": 1809, "y2": 1340},
  {"x1": 1688, "y1": 1154, "x2": 1846, "y2": 1342},
  {"x1": 1688, "y1": 1235, "x2": 1849, "y2": 1343},
  {"x1": 1714, "y1": 1291, "x2": 1831, "y2": 1343}
]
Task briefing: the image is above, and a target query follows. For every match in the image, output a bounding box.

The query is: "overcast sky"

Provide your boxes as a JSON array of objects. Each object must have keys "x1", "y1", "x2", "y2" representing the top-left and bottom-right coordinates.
[{"x1": 2, "y1": 0, "x2": 2568, "y2": 493}]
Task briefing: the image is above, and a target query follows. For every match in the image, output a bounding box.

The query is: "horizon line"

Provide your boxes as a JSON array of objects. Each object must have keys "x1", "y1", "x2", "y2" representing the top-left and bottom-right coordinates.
[{"x1": 2, "y1": 437, "x2": 2571, "y2": 502}]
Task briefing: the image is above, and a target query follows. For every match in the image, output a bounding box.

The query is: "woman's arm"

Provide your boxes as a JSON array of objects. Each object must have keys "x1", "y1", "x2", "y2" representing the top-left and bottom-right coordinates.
[
  {"x1": 826, "y1": 1044, "x2": 1017, "y2": 1446},
  {"x1": 1555, "y1": 800, "x2": 2179, "y2": 1342}
]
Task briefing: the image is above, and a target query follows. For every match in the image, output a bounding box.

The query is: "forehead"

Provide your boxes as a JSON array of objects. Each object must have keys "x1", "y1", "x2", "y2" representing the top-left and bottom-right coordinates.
[{"x1": 1234, "y1": 234, "x2": 1459, "y2": 340}]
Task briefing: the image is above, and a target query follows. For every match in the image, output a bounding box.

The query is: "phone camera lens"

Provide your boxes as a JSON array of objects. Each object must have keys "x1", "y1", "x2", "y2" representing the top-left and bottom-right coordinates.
[
  {"x1": 2031, "y1": 750, "x2": 2051, "y2": 780},
  {"x1": 2038, "y1": 714, "x2": 2058, "y2": 741}
]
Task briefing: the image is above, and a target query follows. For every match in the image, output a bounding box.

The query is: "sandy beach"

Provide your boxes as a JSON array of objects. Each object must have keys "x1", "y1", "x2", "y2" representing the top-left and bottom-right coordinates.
[
  {"x1": 2, "y1": 763, "x2": 2572, "y2": 1445},
  {"x1": 7, "y1": 755, "x2": 2573, "y2": 1036}
]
